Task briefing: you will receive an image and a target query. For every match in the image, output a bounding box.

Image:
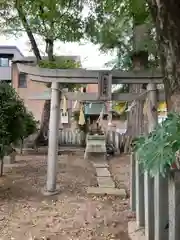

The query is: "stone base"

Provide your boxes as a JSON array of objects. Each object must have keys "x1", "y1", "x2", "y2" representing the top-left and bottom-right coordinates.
[
  {"x1": 87, "y1": 187, "x2": 126, "y2": 198},
  {"x1": 128, "y1": 221, "x2": 145, "y2": 240},
  {"x1": 4, "y1": 155, "x2": 16, "y2": 164},
  {"x1": 41, "y1": 187, "x2": 60, "y2": 196}
]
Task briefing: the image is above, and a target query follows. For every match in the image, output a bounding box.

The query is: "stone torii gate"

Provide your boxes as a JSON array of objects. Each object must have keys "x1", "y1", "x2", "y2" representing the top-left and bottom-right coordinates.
[
  {"x1": 16, "y1": 63, "x2": 164, "y2": 194},
  {"x1": 17, "y1": 62, "x2": 175, "y2": 240}
]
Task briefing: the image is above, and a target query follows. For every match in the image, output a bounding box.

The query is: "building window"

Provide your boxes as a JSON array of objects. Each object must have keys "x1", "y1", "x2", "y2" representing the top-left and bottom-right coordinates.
[
  {"x1": 0, "y1": 58, "x2": 9, "y2": 67},
  {"x1": 18, "y1": 73, "x2": 27, "y2": 88}
]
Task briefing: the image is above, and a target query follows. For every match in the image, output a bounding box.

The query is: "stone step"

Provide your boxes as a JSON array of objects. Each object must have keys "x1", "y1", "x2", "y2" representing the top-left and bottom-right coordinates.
[
  {"x1": 87, "y1": 187, "x2": 126, "y2": 198},
  {"x1": 92, "y1": 162, "x2": 109, "y2": 168},
  {"x1": 97, "y1": 177, "x2": 115, "y2": 188},
  {"x1": 96, "y1": 168, "x2": 111, "y2": 177}
]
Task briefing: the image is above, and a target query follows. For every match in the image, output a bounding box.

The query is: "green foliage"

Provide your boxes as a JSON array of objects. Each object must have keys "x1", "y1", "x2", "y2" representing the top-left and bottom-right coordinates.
[
  {"x1": 133, "y1": 112, "x2": 180, "y2": 177},
  {"x1": 39, "y1": 57, "x2": 83, "y2": 91},
  {"x1": 39, "y1": 58, "x2": 81, "y2": 69},
  {"x1": 0, "y1": 82, "x2": 38, "y2": 158},
  {"x1": 20, "y1": 112, "x2": 38, "y2": 140},
  {"x1": 85, "y1": 0, "x2": 158, "y2": 69},
  {"x1": 0, "y1": 0, "x2": 85, "y2": 42}
]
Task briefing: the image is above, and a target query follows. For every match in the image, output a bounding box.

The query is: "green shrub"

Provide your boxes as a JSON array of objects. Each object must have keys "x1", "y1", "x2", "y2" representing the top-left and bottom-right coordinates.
[
  {"x1": 0, "y1": 82, "x2": 38, "y2": 159},
  {"x1": 133, "y1": 112, "x2": 180, "y2": 177}
]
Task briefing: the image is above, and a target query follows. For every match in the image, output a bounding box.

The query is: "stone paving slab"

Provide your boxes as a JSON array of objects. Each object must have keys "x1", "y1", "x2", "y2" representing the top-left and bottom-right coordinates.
[
  {"x1": 128, "y1": 221, "x2": 145, "y2": 240},
  {"x1": 87, "y1": 187, "x2": 126, "y2": 197},
  {"x1": 92, "y1": 162, "x2": 109, "y2": 168},
  {"x1": 97, "y1": 177, "x2": 115, "y2": 188},
  {"x1": 96, "y1": 168, "x2": 111, "y2": 177}
]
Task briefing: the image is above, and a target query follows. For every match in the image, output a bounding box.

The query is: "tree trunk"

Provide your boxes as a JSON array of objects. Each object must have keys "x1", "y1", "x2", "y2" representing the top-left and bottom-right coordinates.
[
  {"x1": 34, "y1": 100, "x2": 51, "y2": 147},
  {"x1": 15, "y1": 2, "x2": 58, "y2": 146},
  {"x1": 127, "y1": 84, "x2": 144, "y2": 137},
  {"x1": 15, "y1": 1, "x2": 41, "y2": 61},
  {"x1": 147, "y1": 0, "x2": 180, "y2": 111},
  {"x1": 35, "y1": 39, "x2": 56, "y2": 146},
  {"x1": 126, "y1": 24, "x2": 149, "y2": 138}
]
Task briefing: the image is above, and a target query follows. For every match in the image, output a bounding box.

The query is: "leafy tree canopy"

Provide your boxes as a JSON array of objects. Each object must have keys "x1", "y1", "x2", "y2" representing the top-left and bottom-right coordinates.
[
  {"x1": 0, "y1": 0, "x2": 85, "y2": 42},
  {"x1": 85, "y1": 0, "x2": 158, "y2": 69}
]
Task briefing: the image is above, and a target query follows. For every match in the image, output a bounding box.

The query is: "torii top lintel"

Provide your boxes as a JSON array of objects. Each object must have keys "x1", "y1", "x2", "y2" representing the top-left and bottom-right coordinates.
[{"x1": 16, "y1": 63, "x2": 163, "y2": 85}]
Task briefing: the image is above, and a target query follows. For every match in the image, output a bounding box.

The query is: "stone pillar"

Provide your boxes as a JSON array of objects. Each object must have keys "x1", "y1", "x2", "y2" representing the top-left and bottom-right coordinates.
[
  {"x1": 144, "y1": 83, "x2": 157, "y2": 240},
  {"x1": 154, "y1": 173, "x2": 168, "y2": 240},
  {"x1": 130, "y1": 152, "x2": 136, "y2": 211},
  {"x1": 4, "y1": 154, "x2": 16, "y2": 164},
  {"x1": 45, "y1": 82, "x2": 60, "y2": 194},
  {"x1": 144, "y1": 172, "x2": 154, "y2": 239},
  {"x1": 136, "y1": 152, "x2": 145, "y2": 227},
  {"x1": 168, "y1": 171, "x2": 180, "y2": 240}
]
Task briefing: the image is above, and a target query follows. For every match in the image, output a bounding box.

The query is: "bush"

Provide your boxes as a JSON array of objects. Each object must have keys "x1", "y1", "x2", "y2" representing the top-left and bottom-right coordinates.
[
  {"x1": 0, "y1": 82, "x2": 38, "y2": 160},
  {"x1": 133, "y1": 112, "x2": 180, "y2": 177}
]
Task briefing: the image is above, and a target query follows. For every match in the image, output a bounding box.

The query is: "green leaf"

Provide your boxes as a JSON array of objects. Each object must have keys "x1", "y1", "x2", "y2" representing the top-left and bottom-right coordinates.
[{"x1": 134, "y1": 112, "x2": 180, "y2": 177}]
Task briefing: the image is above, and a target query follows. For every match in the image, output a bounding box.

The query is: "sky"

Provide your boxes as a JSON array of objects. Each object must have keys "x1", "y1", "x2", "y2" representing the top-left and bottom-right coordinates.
[{"x1": 0, "y1": 35, "x2": 116, "y2": 69}]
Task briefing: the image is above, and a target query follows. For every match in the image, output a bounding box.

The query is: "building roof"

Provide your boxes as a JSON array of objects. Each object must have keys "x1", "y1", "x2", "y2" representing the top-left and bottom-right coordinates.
[
  {"x1": 0, "y1": 45, "x2": 24, "y2": 57},
  {"x1": 13, "y1": 55, "x2": 81, "y2": 63}
]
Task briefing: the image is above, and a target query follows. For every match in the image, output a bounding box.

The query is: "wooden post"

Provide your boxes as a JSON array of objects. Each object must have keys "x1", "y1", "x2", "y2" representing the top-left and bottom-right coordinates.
[
  {"x1": 144, "y1": 83, "x2": 157, "y2": 240},
  {"x1": 45, "y1": 82, "x2": 60, "y2": 194}
]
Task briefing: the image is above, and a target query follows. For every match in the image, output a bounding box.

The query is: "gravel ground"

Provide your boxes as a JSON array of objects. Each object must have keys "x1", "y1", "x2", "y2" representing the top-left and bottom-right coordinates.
[{"x1": 0, "y1": 152, "x2": 132, "y2": 240}]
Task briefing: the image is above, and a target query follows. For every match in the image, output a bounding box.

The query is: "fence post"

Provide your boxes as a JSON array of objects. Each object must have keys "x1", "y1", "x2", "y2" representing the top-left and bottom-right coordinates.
[
  {"x1": 130, "y1": 152, "x2": 136, "y2": 211},
  {"x1": 168, "y1": 171, "x2": 180, "y2": 240},
  {"x1": 154, "y1": 173, "x2": 168, "y2": 240},
  {"x1": 135, "y1": 152, "x2": 145, "y2": 227},
  {"x1": 115, "y1": 132, "x2": 120, "y2": 154}
]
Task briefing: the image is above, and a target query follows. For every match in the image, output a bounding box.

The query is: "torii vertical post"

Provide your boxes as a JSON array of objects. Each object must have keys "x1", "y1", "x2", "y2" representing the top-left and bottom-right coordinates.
[
  {"x1": 46, "y1": 82, "x2": 60, "y2": 194},
  {"x1": 144, "y1": 83, "x2": 157, "y2": 239},
  {"x1": 130, "y1": 51, "x2": 147, "y2": 227}
]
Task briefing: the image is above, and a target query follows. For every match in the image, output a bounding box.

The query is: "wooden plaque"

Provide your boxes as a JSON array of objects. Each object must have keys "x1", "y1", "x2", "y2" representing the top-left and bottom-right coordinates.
[{"x1": 98, "y1": 72, "x2": 112, "y2": 100}]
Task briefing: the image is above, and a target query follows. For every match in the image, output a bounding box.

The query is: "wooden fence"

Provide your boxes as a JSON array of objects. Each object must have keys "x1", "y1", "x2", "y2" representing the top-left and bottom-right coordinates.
[
  {"x1": 58, "y1": 129, "x2": 84, "y2": 146},
  {"x1": 58, "y1": 128, "x2": 132, "y2": 153}
]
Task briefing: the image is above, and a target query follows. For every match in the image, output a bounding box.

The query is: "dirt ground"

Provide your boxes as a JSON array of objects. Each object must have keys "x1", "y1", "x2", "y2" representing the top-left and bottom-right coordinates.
[{"x1": 0, "y1": 151, "x2": 132, "y2": 240}]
